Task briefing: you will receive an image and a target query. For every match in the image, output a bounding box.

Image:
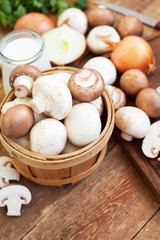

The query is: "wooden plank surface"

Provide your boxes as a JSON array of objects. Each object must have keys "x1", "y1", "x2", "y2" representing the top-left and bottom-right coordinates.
[{"x1": 0, "y1": 0, "x2": 160, "y2": 239}]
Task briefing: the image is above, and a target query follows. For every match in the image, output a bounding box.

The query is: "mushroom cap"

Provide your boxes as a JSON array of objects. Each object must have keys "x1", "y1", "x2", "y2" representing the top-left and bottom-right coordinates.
[
  {"x1": 57, "y1": 7, "x2": 88, "y2": 34},
  {"x1": 64, "y1": 103, "x2": 101, "y2": 147},
  {"x1": 9, "y1": 64, "x2": 41, "y2": 88},
  {"x1": 105, "y1": 85, "x2": 126, "y2": 111},
  {"x1": 86, "y1": 25, "x2": 120, "y2": 54},
  {"x1": 83, "y1": 57, "x2": 117, "y2": 85},
  {"x1": 30, "y1": 118, "x2": 67, "y2": 155},
  {"x1": 115, "y1": 106, "x2": 151, "y2": 139},
  {"x1": 120, "y1": 69, "x2": 149, "y2": 97},
  {"x1": 142, "y1": 124, "x2": 160, "y2": 158},
  {"x1": 68, "y1": 68, "x2": 104, "y2": 102},
  {"x1": 1, "y1": 104, "x2": 35, "y2": 139},
  {"x1": 31, "y1": 75, "x2": 72, "y2": 120},
  {"x1": 136, "y1": 88, "x2": 160, "y2": 118},
  {"x1": 0, "y1": 185, "x2": 32, "y2": 206}
]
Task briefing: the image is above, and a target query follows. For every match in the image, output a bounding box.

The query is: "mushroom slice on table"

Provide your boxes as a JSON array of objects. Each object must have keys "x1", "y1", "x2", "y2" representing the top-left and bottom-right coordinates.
[
  {"x1": 9, "y1": 65, "x2": 41, "y2": 98},
  {"x1": 105, "y1": 85, "x2": 126, "y2": 111},
  {"x1": 0, "y1": 156, "x2": 20, "y2": 188},
  {"x1": 115, "y1": 106, "x2": 151, "y2": 141},
  {"x1": 68, "y1": 68, "x2": 104, "y2": 102},
  {"x1": 0, "y1": 185, "x2": 32, "y2": 216},
  {"x1": 142, "y1": 122, "x2": 160, "y2": 159}
]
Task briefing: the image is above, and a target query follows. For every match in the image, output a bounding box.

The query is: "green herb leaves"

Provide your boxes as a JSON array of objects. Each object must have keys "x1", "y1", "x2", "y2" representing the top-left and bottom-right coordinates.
[{"x1": 0, "y1": 0, "x2": 89, "y2": 27}]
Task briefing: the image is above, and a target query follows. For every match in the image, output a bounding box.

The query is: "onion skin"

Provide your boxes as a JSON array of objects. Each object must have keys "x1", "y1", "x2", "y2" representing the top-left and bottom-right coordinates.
[
  {"x1": 85, "y1": 7, "x2": 114, "y2": 28},
  {"x1": 111, "y1": 36, "x2": 156, "y2": 74},
  {"x1": 14, "y1": 12, "x2": 56, "y2": 35}
]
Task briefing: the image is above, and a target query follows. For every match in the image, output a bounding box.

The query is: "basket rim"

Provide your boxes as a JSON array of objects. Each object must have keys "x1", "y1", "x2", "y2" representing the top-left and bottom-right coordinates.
[{"x1": 0, "y1": 66, "x2": 115, "y2": 166}]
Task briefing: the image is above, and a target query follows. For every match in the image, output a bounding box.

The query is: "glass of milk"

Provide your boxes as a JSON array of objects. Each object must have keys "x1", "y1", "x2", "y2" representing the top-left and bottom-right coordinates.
[{"x1": 0, "y1": 29, "x2": 51, "y2": 94}]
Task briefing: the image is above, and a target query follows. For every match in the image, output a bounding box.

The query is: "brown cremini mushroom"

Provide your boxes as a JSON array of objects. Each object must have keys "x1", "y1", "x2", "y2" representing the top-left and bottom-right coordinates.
[
  {"x1": 135, "y1": 88, "x2": 160, "y2": 118},
  {"x1": 1, "y1": 104, "x2": 35, "y2": 139},
  {"x1": 68, "y1": 68, "x2": 105, "y2": 102},
  {"x1": 9, "y1": 65, "x2": 41, "y2": 98},
  {"x1": 120, "y1": 69, "x2": 149, "y2": 97}
]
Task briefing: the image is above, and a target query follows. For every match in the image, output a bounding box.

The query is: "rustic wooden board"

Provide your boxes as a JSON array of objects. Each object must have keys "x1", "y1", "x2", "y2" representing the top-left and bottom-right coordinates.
[{"x1": 113, "y1": 35, "x2": 160, "y2": 202}]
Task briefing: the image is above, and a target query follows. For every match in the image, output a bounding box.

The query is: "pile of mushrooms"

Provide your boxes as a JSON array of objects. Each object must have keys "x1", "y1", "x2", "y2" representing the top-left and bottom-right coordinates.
[
  {"x1": 0, "y1": 156, "x2": 32, "y2": 216},
  {"x1": 1, "y1": 65, "x2": 106, "y2": 155}
]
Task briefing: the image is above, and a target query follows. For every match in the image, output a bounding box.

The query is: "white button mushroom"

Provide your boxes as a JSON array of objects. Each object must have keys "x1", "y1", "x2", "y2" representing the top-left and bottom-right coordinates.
[
  {"x1": 62, "y1": 140, "x2": 81, "y2": 154},
  {"x1": 30, "y1": 75, "x2": 72, "y2": 120},
  {"x1": 30, "y1": 118, "x2": 67, "y2": 155},
  {"x1": 50, "y1": 72, "x2": 72, "y2": 86},
  {"x1": 9, "y1": 65, "x2": 41, "y2": 98},
  {"x1": 86, "y1": 25, "x2": 120, "y2": 54},
  {"x1": 115, "y1": 106, "x2": 151, "y2": 141},
  {"x1": 0, "y1": 185, "x2": 32, "y2": 216},
  {"x1": 142, "y1": 121, "x2": 160, "y2": 159},
  {"x1": 57, "y1": 8, "x2": 88, "y2": 34},
  {"x1": 64, "y1": 103, "x2": 101, "y2": 147},
  {"x1": 0, "y1": 156, "x2": 20, "y2": 187},
  {"x1": 83, "y1": 57, "x2": 117, "y2": 85}
]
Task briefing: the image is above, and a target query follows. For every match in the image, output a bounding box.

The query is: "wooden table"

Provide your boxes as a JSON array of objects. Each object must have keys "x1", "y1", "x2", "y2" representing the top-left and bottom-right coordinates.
[{"x1": 0, "y1": 0, "x2": 160, "y2": 239}]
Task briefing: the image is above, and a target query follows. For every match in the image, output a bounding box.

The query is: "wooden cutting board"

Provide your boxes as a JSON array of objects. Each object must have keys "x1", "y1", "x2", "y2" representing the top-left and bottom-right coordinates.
[{"x1": 112, "y1": 35, "x2": 160, "y2": 202}]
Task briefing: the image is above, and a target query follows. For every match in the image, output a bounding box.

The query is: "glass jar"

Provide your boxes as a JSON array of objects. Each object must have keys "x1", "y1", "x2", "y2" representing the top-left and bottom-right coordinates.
[{"x1": 0, "y1": 29, "x2": 51, "y2": 94}]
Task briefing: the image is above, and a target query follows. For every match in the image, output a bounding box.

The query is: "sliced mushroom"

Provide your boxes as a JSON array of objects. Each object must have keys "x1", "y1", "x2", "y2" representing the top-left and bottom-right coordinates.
[
  {"x1": 30, "y1": 118, "x2": 67, "y2": 155},
  {"x1": 0, "y1": 184, "x2": 32, "y2": 216},
  {"x1": 0, "y1": 156, "x2": 20, "y2": 187},
  {"x1": 68, "y1": 68, "x2": 104, "y2": 102},
  {"x1": 30, "y1": 75, "x2": 72, "y2": 120},
  {"x1": 142, "y1": 123, "x2": 160, "y2": 159},
  {"x1": 9, "y1": 65, "x2": 41, "y2": 98},
  {"x1": 115, "y1": 106, "x2": 151, "y2": 141},
  {"x1": 105, "y1": 85, "x2": 126, "y2": 111}
]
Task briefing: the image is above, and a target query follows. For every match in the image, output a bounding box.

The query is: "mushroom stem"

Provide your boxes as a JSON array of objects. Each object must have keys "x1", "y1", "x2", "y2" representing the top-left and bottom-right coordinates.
[
  {"x1": 14, "y1": 76, "x2": 34, "y2": 98},
  {"x1": 5, "y1": 195, "x2": 24, "y2": 216},
  {"x1": 121, "y1": 132, "x2": 133, "y2": 141},
  {"x1": 30, "y1": 93, "x2": 51, "y2": 114}
]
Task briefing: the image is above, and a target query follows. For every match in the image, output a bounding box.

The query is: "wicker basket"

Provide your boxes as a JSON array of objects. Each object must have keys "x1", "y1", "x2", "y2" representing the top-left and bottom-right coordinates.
[{"x1": 0, "y1": 66, "x2": 115, "y2": 186}]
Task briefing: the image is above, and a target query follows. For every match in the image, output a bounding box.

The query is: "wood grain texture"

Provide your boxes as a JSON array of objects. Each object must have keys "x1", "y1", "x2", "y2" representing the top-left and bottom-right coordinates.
[
  {"x1": 22, "y1": 145, "x2": 159, "y2": 240},
  {"x1": 134, "y1": 209, "x2": 160, "y2": 240}
]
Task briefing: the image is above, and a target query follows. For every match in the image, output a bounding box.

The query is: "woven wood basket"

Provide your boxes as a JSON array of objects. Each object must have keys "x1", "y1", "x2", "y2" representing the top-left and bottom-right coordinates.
[{"x1": 0, "y1": 66, "x2": 115, "y2": 186}]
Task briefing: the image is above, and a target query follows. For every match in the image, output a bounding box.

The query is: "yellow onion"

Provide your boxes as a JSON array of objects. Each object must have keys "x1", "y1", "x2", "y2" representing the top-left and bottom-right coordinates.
[
  {"x1": 105, "y1": 36, "x2": 156, "y2": 74},
  {"x1": 14, "y1": 12, "x2": 56, "y2": 35}
]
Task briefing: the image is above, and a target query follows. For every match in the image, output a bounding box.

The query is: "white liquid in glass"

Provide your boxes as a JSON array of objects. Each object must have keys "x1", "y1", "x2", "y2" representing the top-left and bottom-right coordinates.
[{"x1": 1, "y1": 35, "x2": 51, "y2": 94}]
